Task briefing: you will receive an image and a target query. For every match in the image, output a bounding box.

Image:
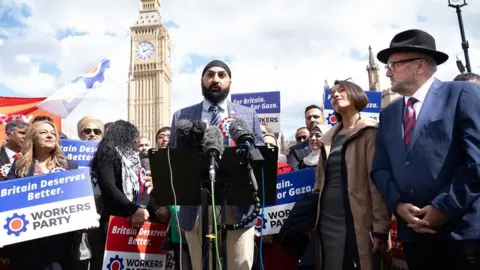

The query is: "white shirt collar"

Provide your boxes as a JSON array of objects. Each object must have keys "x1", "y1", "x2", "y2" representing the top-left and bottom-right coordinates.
[
  {"x1": 4, "y1": 146, "x2": 16, "y2": 160},
  {"x1": 202, "y1": 99, "x2": 228, "y2": 112},
  {"x1": 404, "y1": 76, "x2": 435, "y2": 104}
]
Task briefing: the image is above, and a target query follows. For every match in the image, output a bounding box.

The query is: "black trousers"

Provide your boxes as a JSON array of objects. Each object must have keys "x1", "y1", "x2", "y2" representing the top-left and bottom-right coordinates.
[{"x1": 403, "y1": 239, "x2": 480, "y2": 270}]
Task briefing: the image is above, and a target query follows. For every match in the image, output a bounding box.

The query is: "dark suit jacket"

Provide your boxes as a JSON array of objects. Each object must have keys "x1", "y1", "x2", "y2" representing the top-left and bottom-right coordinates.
[
  {"x1": 6, "y1": 159, "x2": 79, "y2": 270},
  {"x1": 0, "y1": 145, "x2": 9, "y2": 166},
  {"x1": 286, "y1": 141, "x2": 311, "y2": 170},
  {"x1": 168, "y1": 100, "x2": 264, "y2": 231},
  {"x1": 371, "y1": 79, "x2": 480, "y2": 242}
]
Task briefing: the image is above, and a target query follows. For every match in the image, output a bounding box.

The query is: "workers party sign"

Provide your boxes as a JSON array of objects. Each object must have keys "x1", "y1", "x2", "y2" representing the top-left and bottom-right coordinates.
[
  {"x1": 103, "y1": 216, "x2": 171, "y2": 270},
  {"x1": 323, "y1": 89, "x2": 382, "y2": 126},
  {"x1": 248, "y1": 168, "x2": 316, "y2": 236},
  {"x1": 0, "y1": 168, "x2": 98, "y2": 247},
  {"x1": 60, "y1": 139, "x2": 98, "y2": 167}
]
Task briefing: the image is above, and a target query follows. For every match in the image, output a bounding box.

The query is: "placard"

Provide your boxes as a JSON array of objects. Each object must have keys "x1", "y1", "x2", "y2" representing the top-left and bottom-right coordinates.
[
  {"x1": 60, "y1": 139, "x2": 98, "y2": 167},
  {"x1": 0, "y1": 168, "x2": 98, "y2": 247},
  {"x1": 103, "y1": 216, "x2": 170, "y2": 270},
  {"x1": 248, "y1": 168, "x2": 315, "y2": 235}
]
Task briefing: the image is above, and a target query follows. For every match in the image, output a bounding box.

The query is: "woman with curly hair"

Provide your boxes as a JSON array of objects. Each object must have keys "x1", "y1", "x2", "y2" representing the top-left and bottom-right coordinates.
[
  {"x1": 6, "y1": 120, "x2": 79, "y2": 269},
  {"x1": 91, "y1": 120, "x2": 159, "y2": 247}
]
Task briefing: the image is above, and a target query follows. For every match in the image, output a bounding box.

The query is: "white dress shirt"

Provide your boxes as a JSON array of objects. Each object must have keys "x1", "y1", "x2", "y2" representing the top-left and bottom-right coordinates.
[
  {"x1": 201, "y1": 99, "x2": 229, "y2": 127},
  {"x1": 403, "y1": 75, "x2": 435, "y2": 120},
  {"x1": 4, "y1": 146, "x2": 17, "y2": 164}
]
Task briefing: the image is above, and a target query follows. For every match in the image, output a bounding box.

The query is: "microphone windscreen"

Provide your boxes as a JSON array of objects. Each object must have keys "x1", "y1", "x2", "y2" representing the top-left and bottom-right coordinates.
[
  {"x1": 175, "y1": 119, "x2": 193, "y2": 148},
  {"x1": 202, "y1": 126, "x2": 224, "y2": 155},
  {"x1": 139, "y1": 152, "x2": 150, "y2": 171},
  {"x1": 191, "y1": 120, "x2": 207, "y2": 148},
  {"x1": 228, "y1": 118, "x2": 253, "y2": 143}
]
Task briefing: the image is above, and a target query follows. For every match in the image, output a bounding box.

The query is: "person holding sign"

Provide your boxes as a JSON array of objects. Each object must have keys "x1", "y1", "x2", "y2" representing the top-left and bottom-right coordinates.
[
  {"x1": 90, "y1": 121, "x2": 160, "y2": 256},
  {"x1": 311, "y1": 80, "x2": 391, "y2": 270},
  {"x1": 5, "y1": 120, "x2": 80, "y2": 270}
]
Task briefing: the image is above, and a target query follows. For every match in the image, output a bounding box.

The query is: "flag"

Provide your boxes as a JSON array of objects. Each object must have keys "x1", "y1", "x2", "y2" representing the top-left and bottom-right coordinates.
[{"x1": 37, "y1": 40, "x2": 129, "y2": 119}]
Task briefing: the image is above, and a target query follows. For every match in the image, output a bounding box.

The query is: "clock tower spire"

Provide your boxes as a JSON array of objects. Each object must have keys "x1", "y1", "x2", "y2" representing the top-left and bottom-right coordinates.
[{"x1": 128, "y1": 0, "x2": 172, "y2": 143}]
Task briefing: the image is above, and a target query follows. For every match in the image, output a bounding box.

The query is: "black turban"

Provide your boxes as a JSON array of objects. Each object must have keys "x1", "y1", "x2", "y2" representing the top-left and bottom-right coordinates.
[{"x1": 201, "y1": 60, "x2": 231, "y2": 78}]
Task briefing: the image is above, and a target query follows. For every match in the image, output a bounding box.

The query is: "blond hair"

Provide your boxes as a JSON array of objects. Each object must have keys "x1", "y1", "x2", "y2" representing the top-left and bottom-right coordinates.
[{"x1": 15, "y1": 121, "x2": 68, "y2": 177}]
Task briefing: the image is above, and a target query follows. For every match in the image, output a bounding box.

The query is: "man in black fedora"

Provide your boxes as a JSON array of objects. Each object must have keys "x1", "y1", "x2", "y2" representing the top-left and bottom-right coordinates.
[{"x1": 371, "y1": 29, "x2": 480, "y2": 270}]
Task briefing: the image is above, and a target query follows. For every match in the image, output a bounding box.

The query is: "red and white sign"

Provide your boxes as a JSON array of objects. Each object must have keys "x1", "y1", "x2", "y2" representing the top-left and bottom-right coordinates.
[
  {"x1": 390, "y1": 217, "x2": 409, "y2": 270},
  {"x1": 102, "y1": 216, "x2": 170, "y2": 270}
]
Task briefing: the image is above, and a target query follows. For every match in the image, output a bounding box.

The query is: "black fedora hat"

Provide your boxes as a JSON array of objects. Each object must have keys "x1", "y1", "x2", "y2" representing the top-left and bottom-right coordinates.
[{"x1": 377, "y1": 29, "x2": 449, "y2": 65}]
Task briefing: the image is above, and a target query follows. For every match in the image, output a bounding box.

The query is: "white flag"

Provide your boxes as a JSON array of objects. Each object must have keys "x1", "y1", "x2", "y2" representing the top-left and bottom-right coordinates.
[{"x1": 37, "y1": 41, "x2": 129, "y2": 119}]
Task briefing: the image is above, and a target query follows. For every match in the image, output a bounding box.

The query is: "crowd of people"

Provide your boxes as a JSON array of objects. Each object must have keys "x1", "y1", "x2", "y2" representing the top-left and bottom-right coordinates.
[{"x1": 0, "y1": 28, "x2": 479, "y2": 270}]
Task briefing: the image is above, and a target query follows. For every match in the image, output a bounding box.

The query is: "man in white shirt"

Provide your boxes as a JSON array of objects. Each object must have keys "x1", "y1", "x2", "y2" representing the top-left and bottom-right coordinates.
[{"x1": 0, "y1": 120, "x2": 29, "y2": 179}]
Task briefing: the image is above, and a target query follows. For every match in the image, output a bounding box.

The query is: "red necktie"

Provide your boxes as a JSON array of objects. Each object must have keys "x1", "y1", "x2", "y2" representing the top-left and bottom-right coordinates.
[
  {"x1": 13, "y1": 153, "x2": 21, "y2": 160},
  {"x1": 403, "y1": 97, "x2": 417, "y2": 147}
]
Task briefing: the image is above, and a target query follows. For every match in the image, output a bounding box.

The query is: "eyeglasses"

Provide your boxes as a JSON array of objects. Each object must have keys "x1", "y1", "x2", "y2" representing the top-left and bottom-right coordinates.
[
  {"x1": 385, "y1": 58, "x2": 424, "y2": 72},
  {"x1": 296, "y1": 135, "x2": 308, "y2": 141},
  {"x1": 82, "y1": 128, "x2": 102, "y2": 135}
]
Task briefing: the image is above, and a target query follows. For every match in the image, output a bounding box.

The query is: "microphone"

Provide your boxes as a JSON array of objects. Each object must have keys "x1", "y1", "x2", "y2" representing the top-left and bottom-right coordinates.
[
  {"x1": 201, "y1": 126, "x2": 224, "y2": 181},
  {"x1": 139, "y1": 152, "x2": 150, "y2": 171},
  {"x1": 228, "y1": 119, "x2": 264, "y2": 167},
  {"x1": 191, "y1": 120, "x2": 207, "y2": 150},
  {"x1": 175, "y1": 119, "x2": 193, "y2": 149}
]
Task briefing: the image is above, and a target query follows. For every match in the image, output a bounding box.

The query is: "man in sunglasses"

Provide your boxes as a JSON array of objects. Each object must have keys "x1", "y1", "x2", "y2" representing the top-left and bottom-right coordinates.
[
  {"x1": 287, "y1": 104, "x2": 328, "y2": 170},
  {"x1": 77, "y1": 116, "x2": 104, "y2": 141}
]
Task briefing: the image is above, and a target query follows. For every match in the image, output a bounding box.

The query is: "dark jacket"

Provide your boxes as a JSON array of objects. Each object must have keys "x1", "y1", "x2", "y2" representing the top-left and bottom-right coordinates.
[
  {"x1": 6, "y1": 159, "x2": 79, "y2": 270},
  {"x1": 93, "y1": 154, "x2": 157, "y2": 224},
  {"x1": 287, "y1": 141, "x2": 311, "y2": 170}
]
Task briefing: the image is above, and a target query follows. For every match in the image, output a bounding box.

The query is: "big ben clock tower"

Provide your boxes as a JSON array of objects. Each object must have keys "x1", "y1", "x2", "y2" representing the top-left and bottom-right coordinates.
[{"x1": 128, "y1": 0, "x2": 172, "y2": 143}]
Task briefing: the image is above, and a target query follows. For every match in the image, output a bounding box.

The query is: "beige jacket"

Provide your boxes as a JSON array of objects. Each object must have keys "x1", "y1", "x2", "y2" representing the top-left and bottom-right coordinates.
[{"x1": 313, "y1": 117, "x2": 391, "y2": 270}]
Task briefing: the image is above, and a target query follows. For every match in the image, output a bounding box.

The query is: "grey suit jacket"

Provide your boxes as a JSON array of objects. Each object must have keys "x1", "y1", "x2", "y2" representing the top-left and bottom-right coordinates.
[{"x1": 168, "y1": 100, "x2": 264, "y2": 231}]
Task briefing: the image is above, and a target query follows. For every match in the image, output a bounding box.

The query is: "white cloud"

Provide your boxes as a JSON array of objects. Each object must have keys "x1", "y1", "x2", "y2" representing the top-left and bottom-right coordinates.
[{"x1": 1, "y1": 0, "x2": 480, "y2": 139}]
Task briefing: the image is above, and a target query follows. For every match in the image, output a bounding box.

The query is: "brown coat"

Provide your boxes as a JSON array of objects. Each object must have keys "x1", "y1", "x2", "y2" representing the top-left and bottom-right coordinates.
[{"x1": 313, "y1": 117, "x2": 391, "y2": 270}]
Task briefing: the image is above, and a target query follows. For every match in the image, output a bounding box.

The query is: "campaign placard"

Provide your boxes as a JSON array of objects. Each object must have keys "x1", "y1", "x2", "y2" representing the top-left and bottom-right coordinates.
[
  {"x1": 248, "y1": 168, "x2": 315, "y2": 235},
  {"x1": 103, "y1": 216, "x2": 170, "y2": 270},
  {"x1": 60, "y1": 139, "x2": 98, "y2": 167},
  {"x1": 0, "y1": 168, "x2": 99, "y2": 247},
  {"x1": 323, "y1": 89, "x2": 382, "y2": 126},
  {"x1": 231, "y1": 91, "x2": 281, "y2": 134}
]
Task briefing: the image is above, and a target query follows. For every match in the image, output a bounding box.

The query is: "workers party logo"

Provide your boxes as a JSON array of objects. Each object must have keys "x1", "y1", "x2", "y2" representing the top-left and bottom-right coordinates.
[
  {"x1": 107, "y1": 255, "x2": 124, "y2": 270},
  {"x1": 72, "y1": 58, "x2": 111, "y2": 89},
  {"x1": 219, "y1": 116, "x2": 236, "y2": 138},
  {"x1": 327, "y1": 112, "x2": 338, "y2": 126},
  {"x1": 0, "y1": 163, "x2": 12, "y2": 179},
  {"x1": 254, "y1": 216, "x2": 267, "y2": 233},
  {"x1": 4, "y1": 213, "x2": 29, "y2": 237}
]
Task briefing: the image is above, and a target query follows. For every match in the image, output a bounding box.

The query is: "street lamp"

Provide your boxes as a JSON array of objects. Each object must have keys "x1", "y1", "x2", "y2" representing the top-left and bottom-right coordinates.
[{"x1": 448, "y1": 0, "x2": 472, "y2": 73}]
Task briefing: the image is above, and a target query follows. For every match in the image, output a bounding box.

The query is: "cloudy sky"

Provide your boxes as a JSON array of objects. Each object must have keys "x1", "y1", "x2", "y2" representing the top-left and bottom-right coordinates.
[{"x1": 1, "y1": 0, "x2": 479, "y2": 139}]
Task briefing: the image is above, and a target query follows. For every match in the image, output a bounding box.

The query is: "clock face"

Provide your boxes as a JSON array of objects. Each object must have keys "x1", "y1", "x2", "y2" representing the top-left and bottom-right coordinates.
[{"x1": 135, "y1": 41, "x2": 155, "y2": 61}]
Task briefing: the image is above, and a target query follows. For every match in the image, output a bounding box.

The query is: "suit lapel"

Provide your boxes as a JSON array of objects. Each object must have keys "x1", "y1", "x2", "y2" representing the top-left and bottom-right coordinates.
[
  {"x1": 405, "y1": 79, "x2": 444, "y2": 155},
  {"x1": 192, "y1": 102, "x2": 203, "y2": 121},
  {"x1": 227, "y1": 101, "x2": 237, "y2": 117},
  {"x1": 389, "y1": 100, "x2": 406, "y2": 157},
  {"x1": 0, "y1": 146, "x2": 10, "y2": 165}
]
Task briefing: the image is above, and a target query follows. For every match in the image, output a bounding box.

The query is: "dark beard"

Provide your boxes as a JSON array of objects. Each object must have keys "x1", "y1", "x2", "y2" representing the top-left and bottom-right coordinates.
[{"x1": 202, "y1": 84, "x2": 230, "y2": 104}]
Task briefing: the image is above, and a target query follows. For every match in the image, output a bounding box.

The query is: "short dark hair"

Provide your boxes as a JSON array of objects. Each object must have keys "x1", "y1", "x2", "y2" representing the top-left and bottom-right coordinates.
[
  {"x1": 296, "y1": 127, "x2": 308, "y2": 133},
  {"x1": 453, "y1": 72, "x2": 480, "y2": 82},
  {"x1": 5, "y1": 120, "x2": 29, "y2": 136},
  {"x1": 304, "y1": 105, "x2": 323, "y2": 115},
  {"x1": 58, "y1": 131, "x2": 69, "y2": 139},
  {"x1": 330, "y1": 80, "x2": 369, "y2": 122},
  {"x1": 32, "y1": 116, "x2": 53, "y2": 123},
  {"x1": 104, "y1": 122, "x2": 115, "y2": 130},
  {"x1": 156, "y1": 126, "x2": 171, "y2": 139}
]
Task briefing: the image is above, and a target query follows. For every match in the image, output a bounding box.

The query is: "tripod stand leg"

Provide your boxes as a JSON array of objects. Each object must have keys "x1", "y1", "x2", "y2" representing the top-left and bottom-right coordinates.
[{"x1": 202, "y1": 188, "x2": 209, "y2": 270}]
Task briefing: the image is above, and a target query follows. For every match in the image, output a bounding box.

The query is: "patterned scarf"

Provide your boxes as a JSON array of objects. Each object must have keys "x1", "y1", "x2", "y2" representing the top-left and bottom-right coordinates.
[{"x1": 116, "y1": 147, "x2": 141, "y2": 202}]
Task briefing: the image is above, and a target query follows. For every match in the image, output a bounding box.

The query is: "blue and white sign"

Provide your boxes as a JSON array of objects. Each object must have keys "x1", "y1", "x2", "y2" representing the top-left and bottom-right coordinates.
[
  {"x1": 61, "y1": 139, "x2": 98, "y2": 167},
  {"x1": 324, "y1": 89, "x2": 382, "y2": 126},
  {"x1": 250, "y1": 168, "x2": 315, "y2": 235},
  {"x1": 0, "y1": 168, "x2": 99, "y2": 247},
  {"x1": 231, "y1": 91, "x2": 281, "y2": 133}
]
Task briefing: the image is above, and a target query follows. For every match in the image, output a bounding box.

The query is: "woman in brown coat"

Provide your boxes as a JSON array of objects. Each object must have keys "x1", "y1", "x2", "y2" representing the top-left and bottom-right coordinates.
[{"x1": 312, "y1": 80, "x2": 391, "y2": 270}]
